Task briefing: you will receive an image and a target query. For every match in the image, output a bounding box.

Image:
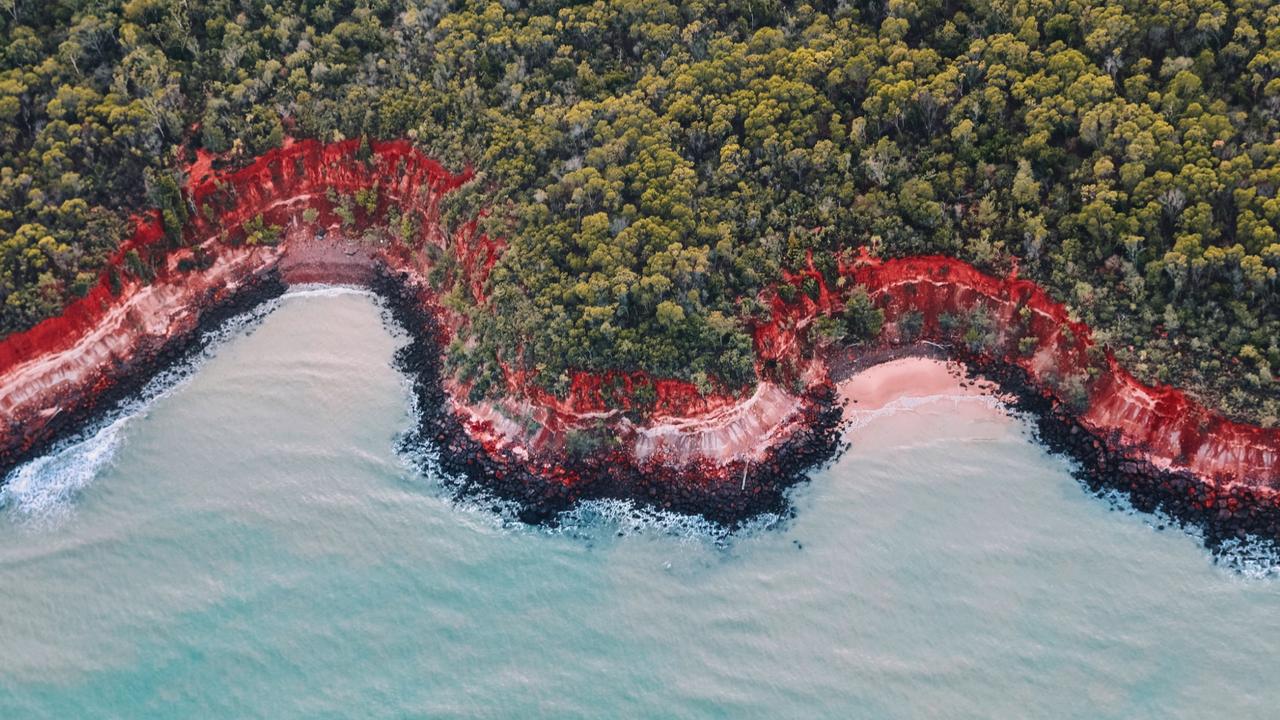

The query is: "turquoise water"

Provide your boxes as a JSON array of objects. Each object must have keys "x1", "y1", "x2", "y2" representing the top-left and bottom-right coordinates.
[{"x1": 3, "y1": 290, "x2": 1280, "y2": 719}]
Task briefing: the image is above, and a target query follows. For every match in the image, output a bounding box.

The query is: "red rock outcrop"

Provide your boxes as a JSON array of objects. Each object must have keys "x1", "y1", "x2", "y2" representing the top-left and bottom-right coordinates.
[{"x1": 0, "y1": 138, "x2": 473, "y2": 463}]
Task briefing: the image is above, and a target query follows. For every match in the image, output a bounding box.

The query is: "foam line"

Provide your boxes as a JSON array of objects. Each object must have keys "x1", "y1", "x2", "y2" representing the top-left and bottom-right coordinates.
[
  {"x1": 1, "y1": 299, "x2": 282, "y2": 522},
  {"x1": 842, "y1": 392, "x2": 1010, "y2": 433}
]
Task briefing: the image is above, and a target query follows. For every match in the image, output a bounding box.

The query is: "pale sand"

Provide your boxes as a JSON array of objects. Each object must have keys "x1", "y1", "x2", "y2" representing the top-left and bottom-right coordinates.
[{"x1": 838, "y1": 357, "x2": 1009, "y2": 428}]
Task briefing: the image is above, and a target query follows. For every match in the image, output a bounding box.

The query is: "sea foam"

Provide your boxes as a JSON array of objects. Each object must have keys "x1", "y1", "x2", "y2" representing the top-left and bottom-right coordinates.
[
  {"x1": 841, "y1": 391, "x2": 1011, "y2": 434},
  {"x1": 280, "y1": 283, "x2": 375, "y2": 301},
  {"x1": 1, "y1": 296, "x2": 285, "y2": 522}
]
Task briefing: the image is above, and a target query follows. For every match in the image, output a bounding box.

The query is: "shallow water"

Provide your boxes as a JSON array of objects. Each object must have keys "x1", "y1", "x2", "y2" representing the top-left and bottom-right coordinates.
[{"x1": 3, "y1": 291, "x2": 1280, "y2": 719}]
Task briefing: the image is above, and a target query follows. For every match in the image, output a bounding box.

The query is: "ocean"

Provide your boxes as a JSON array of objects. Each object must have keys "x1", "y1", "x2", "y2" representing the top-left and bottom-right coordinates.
[{"x1": 3, "y1": 289, "x2": 1279, "y2": 719}]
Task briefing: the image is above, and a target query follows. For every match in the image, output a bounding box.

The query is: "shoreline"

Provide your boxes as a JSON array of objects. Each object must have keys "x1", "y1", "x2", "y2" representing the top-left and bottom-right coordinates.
[
  {"x1": 0, "y1": 273, "x2": 290, "y2": 483},
  {"x1": 371, "y1": 270, "x2": 847, "y2": 526},
  {"x1": 837, "y1": 356, "x2": 1002, "y2": 412},
  {"x1": 955, "y1": 352, "x2": 1280, "y2": 554},
  {"x1": 839, "y1": 353, "x2": 1280, "y2": 554},
  {"x1": 0, "y1": 138, "x2": 1277, "y2": 549},
  {"x1": 0, "y1": 264, "x2": 843, "y2": 528},
  {"x1": 2, "y1": 270, "x2": 1278, "y2": 548}
]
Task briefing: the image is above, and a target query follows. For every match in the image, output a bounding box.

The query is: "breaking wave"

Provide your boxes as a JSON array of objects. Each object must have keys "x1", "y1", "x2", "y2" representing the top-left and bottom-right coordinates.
[
  {"x1": 552, "y1": 498, "x2": 786, "y2": 547},
  {"x1": 0, "y1": 413, "x2": 131, "y2": 523},
  {"x1": 0, "y1": 296, "x2": 286, "y2": 523},
  {"x1": 1211, "y1": 537, "x2": 1280, "y2": 579},
  {"x1": 1082, "y1": 483, "x2": 1280, "y2": 579},
  {"x1": 391, "y1": 386, "x2": 1012, "y2": 545},
  {"x1": 395, "y1": 434, "x2": 789, "y2": 548},
  {"x1": 280, "y1": 283, "x2": 374, "y2": 301},
  {"x1": 841, "y1": 391, "x2": 1012, "y2": 434},
  {"x1": 392, "y1": 408, "x2": 784, "y2": 545}
]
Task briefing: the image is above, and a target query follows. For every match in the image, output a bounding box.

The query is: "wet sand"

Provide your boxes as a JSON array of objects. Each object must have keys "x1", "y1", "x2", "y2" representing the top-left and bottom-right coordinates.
[{"x1": 838, "y1": 357, "x2": 1006, "y2": 424}]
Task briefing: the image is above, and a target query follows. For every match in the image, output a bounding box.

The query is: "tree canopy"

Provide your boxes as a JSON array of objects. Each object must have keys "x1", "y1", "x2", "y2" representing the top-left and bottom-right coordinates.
[{"x1": 1, "y1": 0, "x2": 1278, "y2": 424}]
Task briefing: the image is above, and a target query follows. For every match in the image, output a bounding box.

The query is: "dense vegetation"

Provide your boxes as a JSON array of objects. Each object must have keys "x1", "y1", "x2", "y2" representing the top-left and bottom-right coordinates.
[{"x1": 1, "y1": 0, "x2": 1278, "y2": 424}]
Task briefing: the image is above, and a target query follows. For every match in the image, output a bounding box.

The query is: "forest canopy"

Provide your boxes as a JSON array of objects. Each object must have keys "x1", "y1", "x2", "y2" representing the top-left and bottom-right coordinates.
[{"x1": 1, "y1": 0, "x2": 1279, "y2": 424}]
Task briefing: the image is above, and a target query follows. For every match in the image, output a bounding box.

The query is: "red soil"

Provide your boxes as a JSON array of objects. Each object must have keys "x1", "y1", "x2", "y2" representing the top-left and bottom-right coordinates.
[
  {"x1": 846, "y1": 254, "x2": 1279, "y2": 487},
  {"x1": 750, "y1": 249, "x2": 1278, "y2": 486},
  {"x1": 1, "y1": 139, "x2": 1276, "y2": 497}
]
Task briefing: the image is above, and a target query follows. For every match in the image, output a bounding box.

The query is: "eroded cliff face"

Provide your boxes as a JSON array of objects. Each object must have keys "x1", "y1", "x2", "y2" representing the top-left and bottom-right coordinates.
[
  {"x1": 0, "y1": 231, "x2": 282, "y2": 460},
  {"x1": 0, "y1": 137, "x2": 776, "y2": 479},
  {"x1": 848, "y1": 256, "x2": 1280, "y2": 489},
  {"x1": 0, "y1": 138, "x2": 475, "y2": 465},
  {"x1": 745, "y1": 251, "x2": 1280, "y2": 492},
  {"x1": 1, "y1": 138, "x2": 1277, "y2": 526}
]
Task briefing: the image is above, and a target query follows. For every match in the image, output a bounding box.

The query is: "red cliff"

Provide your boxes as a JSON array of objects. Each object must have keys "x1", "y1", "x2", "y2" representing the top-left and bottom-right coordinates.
[{"x1": 1, "y1": 138, "x2": 1277, "y2": 531}]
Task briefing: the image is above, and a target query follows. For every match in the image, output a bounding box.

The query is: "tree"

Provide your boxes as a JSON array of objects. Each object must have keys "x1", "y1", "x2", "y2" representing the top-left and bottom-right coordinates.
[{"x1": 842, "y1": 286, "x2": 885, "y2": 344}]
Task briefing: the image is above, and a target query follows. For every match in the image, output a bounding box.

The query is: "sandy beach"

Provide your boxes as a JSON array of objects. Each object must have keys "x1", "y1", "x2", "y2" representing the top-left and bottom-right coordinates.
[{"x1": 838, "y1": 357, "x2": 1010, "y2": 430}]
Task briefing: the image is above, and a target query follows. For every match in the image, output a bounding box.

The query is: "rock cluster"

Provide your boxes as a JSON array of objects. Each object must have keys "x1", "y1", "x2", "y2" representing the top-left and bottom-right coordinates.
[{"x1": 963, "y1": 353, "x2": 1280, "y2": 553}]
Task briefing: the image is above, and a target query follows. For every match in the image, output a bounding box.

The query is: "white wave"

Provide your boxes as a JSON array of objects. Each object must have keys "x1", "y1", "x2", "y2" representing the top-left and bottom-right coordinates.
[
  {"x1": 551, "y1": 498, "x2": 766, "y2": 545},
  {"x1": 1, "y1": 298, "x2": 283, "y2": 523},
  {"x1": 842, "y1": 391, "x2": 1011, "y2": 434},
  {"x1": 1212, "y1": 537, "x2": 1280, "y2": 579},
  {"x1": 394, "y1": 419, "x2": 776, "y2": 544},
  {"x1": 1089, "y1": 487, "x2": 1280, "y2": 580},
  {"x1": 390, "y1": 351, "x2": 788, "y2": 544},
  {"x1": 280, "y1": 284, "x2": 375, "y2": 301},
  {"x1": 392, "y1": 423, "x2": 530, "y2": 530},
  {"x1": 0, "y1": 414, "x2": 129, "y2": 522}
]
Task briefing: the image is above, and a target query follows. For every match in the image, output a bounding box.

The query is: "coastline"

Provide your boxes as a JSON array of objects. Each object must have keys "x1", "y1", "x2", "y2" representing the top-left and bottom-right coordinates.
[
  {"x1": 376, "y1": 269, "x2": 844, "y2": 525},
  {"x1": 1, "y1": 138, "x2": 1278, "y2": 547},
  {"x1": 955, "y1": 352, "x2": 1280, "y2": 553},
  {"x1": 839, "y1": 354, "x2": 1280, "y2": 553},
  {"x1": 838, "y1": 357, "x2": 1002, "y2": 414},
  {"x1": 2, "y1": 262, "x2": 1277, "y2": 545},
  {"x1": 0, "y1": 272, "x2": 289, "y2": 481}
]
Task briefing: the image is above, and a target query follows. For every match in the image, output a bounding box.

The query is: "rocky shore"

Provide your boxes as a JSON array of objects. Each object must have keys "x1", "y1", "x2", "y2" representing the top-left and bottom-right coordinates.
[
  {"x1": 957, "y1": 353, "x2": 1280, "y2": 554},
  {"x1": 385, "y1": 262, "x2": 844, "y2": 524},
  {"x1": 2, "y1": 138, "x2": 1278, "y2": 544},
  {"x1": 0, "y1": 272, "x2": 288, "y2": 477}
]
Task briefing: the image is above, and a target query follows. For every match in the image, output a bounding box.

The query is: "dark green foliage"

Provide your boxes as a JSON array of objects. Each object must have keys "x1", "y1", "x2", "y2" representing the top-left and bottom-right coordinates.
[
  {"x1": 842, "y1": 287, "x2": 886, "y2": 345},
  {"x1": 242, "y1": 214, "x2": 281, "y2": 246},
  {"x1": 564, "y1": 422, "x2": 621, "y2": 458},
  {"x1": 123, "y1": 249, "x2": 152, "y2": 284},
  {"x1": 148, "y1": 171, "x2": 189, "y2": 249},
  {"x1": 898, "y1": 311, "x2": 925, "y2": 344}
]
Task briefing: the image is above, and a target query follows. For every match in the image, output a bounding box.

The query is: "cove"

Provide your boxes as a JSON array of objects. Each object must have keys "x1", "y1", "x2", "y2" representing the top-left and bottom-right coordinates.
[{"x1": 3, "y1": 291, "x2": 1280, "y2": 719}]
